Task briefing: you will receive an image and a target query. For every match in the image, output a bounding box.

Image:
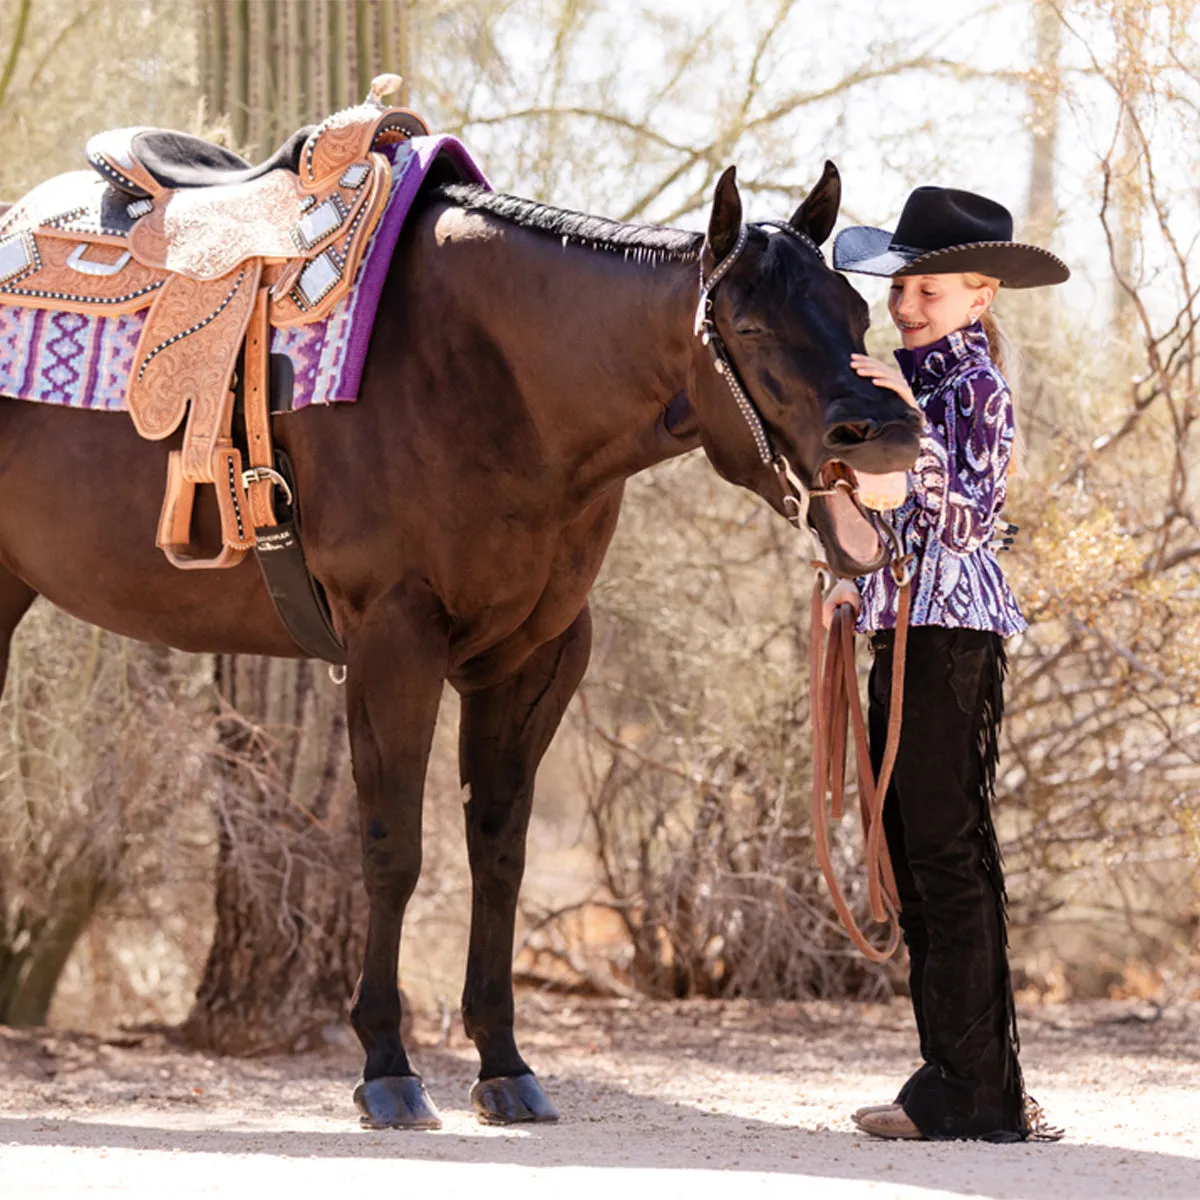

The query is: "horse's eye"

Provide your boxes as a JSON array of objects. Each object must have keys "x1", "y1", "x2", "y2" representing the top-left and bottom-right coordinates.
[{"x1": 735, "y1": 325, "x2": 765, "y2": 337}]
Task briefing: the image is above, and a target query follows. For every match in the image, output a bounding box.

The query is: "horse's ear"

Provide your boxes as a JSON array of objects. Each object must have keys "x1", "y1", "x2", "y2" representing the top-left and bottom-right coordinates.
[
  {"x1": 705, "y1": 165, "x2": 743, "y2": 265},
  {"x1": 790, "y1": 160, "x2": 841, "y2": 246}
]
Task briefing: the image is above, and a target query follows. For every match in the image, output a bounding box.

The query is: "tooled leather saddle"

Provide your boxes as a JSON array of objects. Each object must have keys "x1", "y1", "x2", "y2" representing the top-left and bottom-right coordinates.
[{"x1": 0, "y1": 75, "x2": 426, "y2": 582}]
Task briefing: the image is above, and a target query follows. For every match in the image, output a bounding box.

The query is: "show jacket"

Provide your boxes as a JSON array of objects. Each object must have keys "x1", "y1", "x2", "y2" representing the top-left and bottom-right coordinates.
[{"x1": 857, "y1": 322, "x2": 1027, "y2": 636}]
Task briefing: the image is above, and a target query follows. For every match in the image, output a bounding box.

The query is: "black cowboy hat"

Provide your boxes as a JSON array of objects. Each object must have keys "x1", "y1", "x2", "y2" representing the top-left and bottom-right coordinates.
[{"x1": 832, "y1": 186, "x2": 1069, "y2": 288}]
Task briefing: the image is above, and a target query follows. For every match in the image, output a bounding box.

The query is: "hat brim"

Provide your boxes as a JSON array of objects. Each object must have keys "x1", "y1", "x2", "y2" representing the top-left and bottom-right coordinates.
[{"x1": 833, "y1": 225, "x2": 1069, "y2": 289}]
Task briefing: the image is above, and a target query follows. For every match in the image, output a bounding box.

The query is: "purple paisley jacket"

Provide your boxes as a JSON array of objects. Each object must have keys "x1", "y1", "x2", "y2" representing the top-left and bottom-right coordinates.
[{"x1": 856, "y1": 322, "x2": 1027, "y2": 637}]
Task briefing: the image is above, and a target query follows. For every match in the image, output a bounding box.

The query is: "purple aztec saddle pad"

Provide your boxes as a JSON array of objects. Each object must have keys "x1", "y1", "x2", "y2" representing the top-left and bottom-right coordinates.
[{"x1": 0, "y1": 135, "x2": 488, "y2": 413}]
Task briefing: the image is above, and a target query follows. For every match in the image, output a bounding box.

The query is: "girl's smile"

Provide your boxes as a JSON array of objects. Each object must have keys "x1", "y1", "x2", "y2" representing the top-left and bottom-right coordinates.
[{"x1": 887, "y1": 273, "x2": 995, "y2": 348}]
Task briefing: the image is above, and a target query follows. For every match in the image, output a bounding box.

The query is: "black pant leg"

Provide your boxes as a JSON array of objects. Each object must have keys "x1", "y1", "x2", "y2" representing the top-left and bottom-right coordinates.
[{"x1": 868, "y1": 626, "x2": 1025, "y2": 1141}]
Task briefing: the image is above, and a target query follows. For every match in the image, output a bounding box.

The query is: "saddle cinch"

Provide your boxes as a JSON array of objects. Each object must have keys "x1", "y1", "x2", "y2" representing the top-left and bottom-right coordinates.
[{"x1": 0, "y1": 75, "x2": 426, "y2": 572}]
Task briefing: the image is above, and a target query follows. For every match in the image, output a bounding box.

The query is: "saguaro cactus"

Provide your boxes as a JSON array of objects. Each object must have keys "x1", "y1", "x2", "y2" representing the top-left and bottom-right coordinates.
[
  {"x1": 198, "y1": 0, "x2": 413, "y2": 158},
  {"x1": 187, "y1": 0, "x2": 417, "y2": 1053}
]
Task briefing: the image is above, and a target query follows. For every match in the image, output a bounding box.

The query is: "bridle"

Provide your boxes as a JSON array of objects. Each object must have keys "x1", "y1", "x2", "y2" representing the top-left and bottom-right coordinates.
[
  {"x1": 693, "y1": 218, "x2": 913, "y2": 961},
  {"x1": 693, "y1": 221, "x2": 829, "y2": 535},
  {"x1": 693, "y1": 221, "x2": 906, "y2": 566}
]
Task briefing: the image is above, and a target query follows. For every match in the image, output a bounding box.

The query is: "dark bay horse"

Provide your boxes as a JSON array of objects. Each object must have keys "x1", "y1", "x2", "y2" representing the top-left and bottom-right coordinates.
[{"x1": 0, "y1": 161, "x2": 919, "y2": 1126}]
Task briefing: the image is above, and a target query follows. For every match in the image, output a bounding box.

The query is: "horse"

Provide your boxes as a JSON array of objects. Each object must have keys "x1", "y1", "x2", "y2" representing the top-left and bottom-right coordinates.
[{"x1": 0, "y1": 160, "x2": 920, "y2": 1127}]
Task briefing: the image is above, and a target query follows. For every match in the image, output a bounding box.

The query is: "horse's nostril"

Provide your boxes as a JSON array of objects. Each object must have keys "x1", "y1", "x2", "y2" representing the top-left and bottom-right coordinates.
[{"x1": 826, "y1": 420, "x2": 878, "y2": 446}]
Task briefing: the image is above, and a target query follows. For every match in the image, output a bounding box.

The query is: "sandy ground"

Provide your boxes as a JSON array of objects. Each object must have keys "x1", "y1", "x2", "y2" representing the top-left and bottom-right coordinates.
[{"x1": 0, "y1": 996, "x2": 1197, "y2": 1199}]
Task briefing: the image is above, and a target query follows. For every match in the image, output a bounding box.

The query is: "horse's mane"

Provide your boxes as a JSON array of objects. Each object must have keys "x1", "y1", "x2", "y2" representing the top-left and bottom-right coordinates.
[{"x1": 428, "y1": 182, "x2": 702, "y2": 266}]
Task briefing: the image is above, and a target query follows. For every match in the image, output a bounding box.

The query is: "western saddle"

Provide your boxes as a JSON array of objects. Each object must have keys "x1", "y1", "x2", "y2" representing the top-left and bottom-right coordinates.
[{"x1": 0, "y1": 75, "x2": 427, "y2": 579}]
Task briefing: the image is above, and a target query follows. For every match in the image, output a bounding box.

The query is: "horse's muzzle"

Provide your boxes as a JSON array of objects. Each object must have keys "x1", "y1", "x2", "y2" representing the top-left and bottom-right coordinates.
[{"x1": 823, "y1": 409, "x2": 920, "y2": 476}]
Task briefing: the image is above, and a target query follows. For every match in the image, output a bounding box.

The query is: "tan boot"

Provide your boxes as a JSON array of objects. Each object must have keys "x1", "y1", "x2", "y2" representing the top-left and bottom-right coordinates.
[
  {"x1": 851, "y1": 1102, "x2": 901, "y2": 1123},
  {"x1": 854, "y1": 1106, "x2": 925, "y2": 1139}
]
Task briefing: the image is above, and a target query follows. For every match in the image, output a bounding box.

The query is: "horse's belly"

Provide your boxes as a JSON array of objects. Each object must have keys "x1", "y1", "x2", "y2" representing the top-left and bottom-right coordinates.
[{"x1": 0, "y1": 402, "x2": 302, "y2": 656}]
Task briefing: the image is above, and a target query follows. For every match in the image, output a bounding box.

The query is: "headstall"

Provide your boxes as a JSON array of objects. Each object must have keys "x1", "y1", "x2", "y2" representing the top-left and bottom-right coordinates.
[
  {"x1": 692, "y1": 220, "x2": 905, "y2": 566},
  {"x1": 693, "y1": 221, "x2": 838, "y2": 533}
]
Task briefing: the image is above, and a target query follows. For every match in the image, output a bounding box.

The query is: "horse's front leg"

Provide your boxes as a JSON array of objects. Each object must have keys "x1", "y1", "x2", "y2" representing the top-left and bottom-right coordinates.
[
  {"x1": 457, "y1": 606, "x2": 593, "y2": 1125},
  {"x1": 345, "y1": 583, "x2": 449, "y2": 1130}
]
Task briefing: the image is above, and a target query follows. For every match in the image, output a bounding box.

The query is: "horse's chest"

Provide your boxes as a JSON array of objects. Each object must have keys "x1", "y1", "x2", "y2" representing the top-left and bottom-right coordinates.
[{"x1": 448, "y1": 490, "x2": 622, "y2": 680}]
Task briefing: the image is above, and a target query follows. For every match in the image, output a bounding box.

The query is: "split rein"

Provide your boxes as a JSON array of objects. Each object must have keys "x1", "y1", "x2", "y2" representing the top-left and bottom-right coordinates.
[
  {"x1": 696, "y1": 220, "x2": 911, "y2": 961},
  {"x1": 809, "y1": 559, "x2": 910, "y2": 961}
]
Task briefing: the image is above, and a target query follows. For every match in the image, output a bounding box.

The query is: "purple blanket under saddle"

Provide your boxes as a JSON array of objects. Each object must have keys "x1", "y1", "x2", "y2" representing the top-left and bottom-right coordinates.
[{"x1": 0, "y1": 135, "x2": 488, "y2": 413}]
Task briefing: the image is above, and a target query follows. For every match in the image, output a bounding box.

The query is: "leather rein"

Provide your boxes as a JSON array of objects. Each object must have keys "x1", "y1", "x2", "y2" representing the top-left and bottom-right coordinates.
[{"x1": 695, "y1": 221, "x2": 911, "y2": 960}]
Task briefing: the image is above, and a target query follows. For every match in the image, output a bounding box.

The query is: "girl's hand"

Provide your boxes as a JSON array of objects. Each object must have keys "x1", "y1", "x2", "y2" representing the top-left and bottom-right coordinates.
[
  {"x1": 822, "y1": 579, "x2": 862, "y2": 631},
  {"x1": 850, "y1": 354, "x2": 917, "y2": 408}
]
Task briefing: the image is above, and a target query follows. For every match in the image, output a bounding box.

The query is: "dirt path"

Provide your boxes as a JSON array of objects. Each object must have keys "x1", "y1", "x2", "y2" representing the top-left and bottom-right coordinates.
[{"x1": 1, "y1": 997, "x2": 1197, "y2": 1199}]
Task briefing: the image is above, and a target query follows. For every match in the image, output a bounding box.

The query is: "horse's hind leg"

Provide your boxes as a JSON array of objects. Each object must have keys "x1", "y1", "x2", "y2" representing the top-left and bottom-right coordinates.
[
  {"x1": 0, "y1": 570, "x2": 37, "y2": 698},
  {"x1": 344, "y1": 583, "x2": 450, "y2": 1130},
  {"x1": 458, "y1": 606, "x2": 593, "y2": 1125}
]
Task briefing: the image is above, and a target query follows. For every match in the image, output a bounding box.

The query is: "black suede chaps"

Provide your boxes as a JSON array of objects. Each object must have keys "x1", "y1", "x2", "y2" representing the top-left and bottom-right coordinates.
[{"x1": 868, "y1": 626, "x2": 1026, "y2": 1141}]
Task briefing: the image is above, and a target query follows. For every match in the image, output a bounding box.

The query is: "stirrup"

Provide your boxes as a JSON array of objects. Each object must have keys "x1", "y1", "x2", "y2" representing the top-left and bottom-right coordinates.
[{"x1": 156, "y1": 447, "x2": 253, "y2": 570}]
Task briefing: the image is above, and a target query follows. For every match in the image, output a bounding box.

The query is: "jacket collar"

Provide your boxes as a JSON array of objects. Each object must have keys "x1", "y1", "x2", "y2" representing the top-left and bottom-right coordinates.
[{"x1": 894, "y1": 321, "x2": 991, "y2": 390}]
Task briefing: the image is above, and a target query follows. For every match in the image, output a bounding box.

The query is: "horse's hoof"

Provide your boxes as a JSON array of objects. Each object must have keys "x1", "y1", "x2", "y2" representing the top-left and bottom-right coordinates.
[
  {"x1": 469, "y1": 1073, "x2": 560, "y2": 1125},
  {"x1": 353, "y1": 1076, "x2": 443, "y2": 1130}
]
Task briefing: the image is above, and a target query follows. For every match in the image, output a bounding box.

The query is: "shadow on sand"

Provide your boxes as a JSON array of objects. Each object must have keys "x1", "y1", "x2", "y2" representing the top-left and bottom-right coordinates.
[{"x1": 0, "y1": 1058, "x2": 1195, "y2": 1200}]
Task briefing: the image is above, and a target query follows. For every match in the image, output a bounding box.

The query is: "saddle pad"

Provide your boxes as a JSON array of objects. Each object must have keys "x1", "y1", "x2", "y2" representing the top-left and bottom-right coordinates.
[{"x1": 0, "y1": 135, "x2": 488, "y2": 414}]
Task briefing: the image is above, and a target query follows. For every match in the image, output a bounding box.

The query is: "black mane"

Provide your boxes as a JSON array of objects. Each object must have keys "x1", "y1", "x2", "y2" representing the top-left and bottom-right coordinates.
[{"x1": 429, "y1": 182, "x2": 702, "y2": 265}]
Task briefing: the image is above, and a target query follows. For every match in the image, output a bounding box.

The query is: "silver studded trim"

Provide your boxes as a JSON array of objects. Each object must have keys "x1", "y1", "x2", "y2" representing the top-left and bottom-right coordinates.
[
  {"x1": 339, "y1": 163, "x2": 370, "y2": 189},
  {"x1": 41, "y1": 206, "x2": 132, "y2": 238},
  {"x1": 714, "y1": 348, "x2": 773, "y2": 466},
  {"x1": 86, "y1": 151, "x2": 150, "y2": 199},
  {"x1": 1, "y1": 279, "x2": 162, "y2": 306},
  {"x1": 226, "y1": 455, "x2": 245, "y2": 540},
  {"x1": 759, "y1": 219, "x2": 826, "y2": 263},
  {"x1": 136, "y1": 266, "x2": 248, "y2": 382},
  {"x1": 40, "y1": 206, "x2": 87, "y2": 230}
]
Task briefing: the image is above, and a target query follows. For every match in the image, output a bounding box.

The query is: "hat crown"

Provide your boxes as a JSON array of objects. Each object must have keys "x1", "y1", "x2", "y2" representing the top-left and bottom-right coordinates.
[{"x1": 891, "y1": 187, "x2": 1014, "y2": 255}]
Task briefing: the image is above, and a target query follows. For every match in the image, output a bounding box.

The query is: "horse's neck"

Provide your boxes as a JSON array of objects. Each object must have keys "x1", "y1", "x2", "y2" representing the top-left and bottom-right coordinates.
[{"x1": 436, "y1": 209, "x2": 699, "y2": 498}]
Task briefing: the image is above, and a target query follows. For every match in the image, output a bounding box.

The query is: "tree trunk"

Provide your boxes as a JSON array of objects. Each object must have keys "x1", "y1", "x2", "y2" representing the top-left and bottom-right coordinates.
[
  {"x1": 1018, "y1": 0, "x2": 1063, "y2": 442},
  {"x1": 184, "y1": 656, "x2": 363, "y2": 1054},
  {"x1": 0, "y1": 628, "x2": 186, "y2": 1027},
  {"x1": 1109, "y1": 5, "x2": 1147, "y2": 355},
  {"x1": 0, "y1": 872, "x2": 108, "y2": 1026}
]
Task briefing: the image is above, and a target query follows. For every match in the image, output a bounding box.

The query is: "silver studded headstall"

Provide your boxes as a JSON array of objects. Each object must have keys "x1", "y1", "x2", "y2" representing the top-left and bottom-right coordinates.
[{"x1": 693, "y1": 221, "x2": 832, "y2": 531}]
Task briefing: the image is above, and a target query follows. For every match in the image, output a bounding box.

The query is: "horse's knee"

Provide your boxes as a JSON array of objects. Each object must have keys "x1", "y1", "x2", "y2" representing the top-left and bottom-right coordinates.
[
  {"x1": 465, "y1": 801, "x2": 529, "y2": 884},
  {"x1": 361, "y1": 843, "x2": 422, "y2": 911}
]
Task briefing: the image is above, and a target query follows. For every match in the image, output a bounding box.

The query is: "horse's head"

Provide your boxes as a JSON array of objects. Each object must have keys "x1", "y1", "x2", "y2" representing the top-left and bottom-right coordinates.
[{"x1": 685, "y1": 163, "x2": 922, "y2": 578}]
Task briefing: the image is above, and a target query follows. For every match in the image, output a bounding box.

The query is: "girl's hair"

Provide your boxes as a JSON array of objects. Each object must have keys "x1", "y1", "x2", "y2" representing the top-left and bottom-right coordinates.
[{"x1": 963, "y1": 271, "x2": 1022, "y2": 476}]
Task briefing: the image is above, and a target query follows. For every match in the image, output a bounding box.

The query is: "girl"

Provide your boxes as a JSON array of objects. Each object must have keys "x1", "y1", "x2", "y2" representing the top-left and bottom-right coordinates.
[{"x1": 826, "y1": 186, "x2": 1069, "y2": 1141}]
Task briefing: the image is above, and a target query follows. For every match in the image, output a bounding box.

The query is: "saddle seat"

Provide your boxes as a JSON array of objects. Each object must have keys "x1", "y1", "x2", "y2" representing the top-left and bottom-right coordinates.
[
  {"x1": 0, "y1": 74, "x2": 429, "y2": 572},
  {"x1": 85, "y1": 126, "x2": 312, "y2": 197}
]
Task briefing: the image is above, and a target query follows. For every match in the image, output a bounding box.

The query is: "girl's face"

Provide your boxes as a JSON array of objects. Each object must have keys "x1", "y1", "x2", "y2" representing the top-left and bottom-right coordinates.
[{"x1": 887, "y1": 273, "x2": 995, "y2": 349}]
